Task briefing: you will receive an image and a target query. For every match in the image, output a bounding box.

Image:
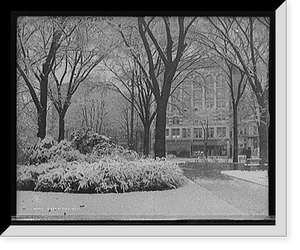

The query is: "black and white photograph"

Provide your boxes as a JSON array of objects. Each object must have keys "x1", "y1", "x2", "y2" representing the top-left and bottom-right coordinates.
[{"x1": 7, "y1": 7, "x2": 288, "y2": 238}]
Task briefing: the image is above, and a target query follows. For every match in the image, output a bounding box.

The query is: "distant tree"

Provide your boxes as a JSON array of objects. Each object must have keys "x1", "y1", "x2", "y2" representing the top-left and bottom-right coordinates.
[
  {"x1": 64, "y1": 80, "x2": 125, "y2": 141},
  {"x1": 196, "y1": 110, "x2": 211, "y2": 158},
  {"x1": 104, "y1": 20, "x2": 158, "y2": 155},
  {"x1": 104, "y1": 52, "x2": 156, "y2": 155},
  {"x1": 78, "y1": 81, "x2": 109, "y2": 135},
  {"x1": 119, "y1": 103, "x2": 131, "y2": 148},
  {"x1": 115, "y1": 97, "x2": 143, "y2": 150},
  {"x1": 212, "y1": 62, "x2": 247, "y2": 164}
]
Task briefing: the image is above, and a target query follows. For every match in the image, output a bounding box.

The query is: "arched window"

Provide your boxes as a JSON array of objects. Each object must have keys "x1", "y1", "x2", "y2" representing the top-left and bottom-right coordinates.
[
  {"x1": 216, "y1": 74, "x2": 227, "y2": 109},
  {"x1": 181, "y1": 81, "x2": 191, "y2": 112},
  {"x1": 170, "y1": 90, "x2": 180, "y2": 113},
  {"x1": 205, "y1": 75, "x2": 214, "y2": 109},
  {"x1": 193, "y1": 76, "x2": 203, "y2": 110}
]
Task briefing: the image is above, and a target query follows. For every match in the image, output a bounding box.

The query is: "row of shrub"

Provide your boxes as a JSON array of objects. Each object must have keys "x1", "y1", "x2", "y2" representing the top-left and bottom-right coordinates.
[{"x1": 17, "y1": 158, "x2": 188, "y2": 193}]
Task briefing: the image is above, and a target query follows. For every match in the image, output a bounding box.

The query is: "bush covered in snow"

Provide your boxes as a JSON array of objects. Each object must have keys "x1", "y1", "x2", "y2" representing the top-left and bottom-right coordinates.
[
  {"x1": 70, "y1": 129, "x2": 115, "y2": 155},
  {"x1": 22, "y1": 136, "x2": 89, "y2": 165},
  {"x1": 17, "y1": 131, "x2": 188, "y2": 193},
  {"x1": 17, "y1": 158, "x2": 187, "y2": 193}
]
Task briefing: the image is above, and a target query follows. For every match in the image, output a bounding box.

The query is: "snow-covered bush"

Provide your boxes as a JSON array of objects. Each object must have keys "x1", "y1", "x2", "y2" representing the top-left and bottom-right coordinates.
[
  {"x1": 17, "y1": 131, "x2": 188, "y2": 194},
  {"x1": 17, "y1": 158, "x2": 188, "y2": 193},
  {"x1": 70, "y1": 129, "x2": 114, "y2": 155},
  {"x1": 22, "y1": 136, "x2": 89, "y2": 165}
]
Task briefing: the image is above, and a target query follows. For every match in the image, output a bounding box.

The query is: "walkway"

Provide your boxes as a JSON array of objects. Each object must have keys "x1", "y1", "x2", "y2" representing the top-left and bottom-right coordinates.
[
  {"x1": 181, "y1": 162, "x2": 268, "y2": 216},
  {"x1": 17, "y1": 181, "x2": 250, "y2": 220},
  {"x1": 16, "y1": 160, "x2": 269, "y2": 221}
]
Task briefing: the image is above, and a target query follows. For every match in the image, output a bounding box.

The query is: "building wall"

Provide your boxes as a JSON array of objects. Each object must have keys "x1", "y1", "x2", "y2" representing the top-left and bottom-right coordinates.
[{"x1": 156, "y1": 65, "x2": 259, "y2": 158}]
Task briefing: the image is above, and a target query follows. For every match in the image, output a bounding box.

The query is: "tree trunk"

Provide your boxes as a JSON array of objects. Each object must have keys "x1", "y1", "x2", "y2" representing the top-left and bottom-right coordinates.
[
  {"x1": 126, "y1": 114, "x2": 130, "y2": 148},
  {"x1": 258, "y1": 121, "x2": 268, "y2": 164},
  {"x1": 206, "y1": 121, "x2": 209, "y2": 157},
  {"x1": 154, "y1": 100, "x2": 167, "y2": 158},
  {"x1": 37, "y1": 76, "x2": 48, "y2": 139},
  {"x1": 37, "y1": 110, "x2": 46, "y2": 139},
  {"x1": 143, "y1": 123, "x2": 150, "y2": 157},
  {"x1": 258, "y1": 96, "x2": 269, "y2": 164},
  {"x1": 58, "y1": 113, "x2": 65, "y2": 142},
  {"x1": 232, "y1": 104, "x2": 239, "y2": 166},
  {"x1": 204, "y1": 135, "x2": 208, "y2": 158},
  {"x1": 130, "y1": 83, "x2": 134, "y2": 150},
  {"x1": 37, "y1": 30, "x2": 62, "y2": 139}
]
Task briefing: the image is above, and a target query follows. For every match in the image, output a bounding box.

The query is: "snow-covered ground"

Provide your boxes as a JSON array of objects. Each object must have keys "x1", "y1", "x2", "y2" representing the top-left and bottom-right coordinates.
[{"x1": 221, "y1": 170, "x2": 268, "y2": 186}]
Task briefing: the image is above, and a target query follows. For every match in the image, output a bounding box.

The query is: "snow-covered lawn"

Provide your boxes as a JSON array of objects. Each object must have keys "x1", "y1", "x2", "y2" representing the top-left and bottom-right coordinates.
[{"x1": 221, "y1": 170, "x2": 268, "y2": 186}]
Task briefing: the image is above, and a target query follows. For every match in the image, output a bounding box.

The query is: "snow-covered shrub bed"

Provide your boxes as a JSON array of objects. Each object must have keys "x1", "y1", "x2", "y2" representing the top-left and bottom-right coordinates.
[
  {"x1": 17, "y1": 131, "x2": 188, "y2": 193},
  {"x1": 221, "y1": 170, "x2": 268, "y2": 186},
  {"x1": 17, "y1": 158, "x2": 188, "y2": 193}
]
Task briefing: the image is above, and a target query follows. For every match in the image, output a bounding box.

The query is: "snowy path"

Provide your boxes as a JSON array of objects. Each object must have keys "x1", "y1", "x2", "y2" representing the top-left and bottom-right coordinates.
[
  {"x1": 221, "y1": 170, "x2": 268, "y2": 186},
  {"x1": 181, "y1": 165, "x2": 269, "y2": 216},
  {"x1": 16, "y1": 182, "x2": 250, "y2": 220}
]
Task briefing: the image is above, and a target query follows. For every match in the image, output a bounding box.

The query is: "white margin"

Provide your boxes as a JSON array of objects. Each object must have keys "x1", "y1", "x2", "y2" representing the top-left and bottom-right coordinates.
[
  {"x1": 3, "y1": 5, "x2": 287, "y2": 237},
  {"x1": 274, "y1": 0, "x2": 287, "y2": 238}
]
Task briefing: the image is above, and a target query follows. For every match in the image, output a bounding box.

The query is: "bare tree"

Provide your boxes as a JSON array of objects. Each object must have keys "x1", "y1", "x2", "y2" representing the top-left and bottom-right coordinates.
[
  {"x1": 48, "y1": 19, "x2": 106, "y2": 141},
  {"x1": 209, "y1": 63, "x2": 247, "y2": 163},
  {"x1": 206, "y1": 16, "x2": 269, "y2": 164},
  {"x1": 79, "y1": 82, "x2": 109, "y2": 134},
  {"x1": 137, "y1": 16, "x2": 197, "y2": 157},
  {"x1": 103, "y1": 20, "x2": 158, "y2": 155},
  {"x1": 16, "y1": 17, "x2": 72, "y2": 139},
  {"x1": 226, "y1": 64, "x2": 247, "y2": 164},
  {"x1": 104, "y1": 55, "x2": 156, "y2": 155}
]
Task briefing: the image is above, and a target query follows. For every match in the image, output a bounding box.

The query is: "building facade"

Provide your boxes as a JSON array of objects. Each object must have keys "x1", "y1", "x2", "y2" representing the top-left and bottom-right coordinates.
[{"x1": 151, "y1": 62, "x2": 259, "y2": 158}]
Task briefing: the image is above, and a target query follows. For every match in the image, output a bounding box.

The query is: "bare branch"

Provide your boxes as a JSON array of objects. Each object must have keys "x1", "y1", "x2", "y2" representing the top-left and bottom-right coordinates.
[{"x1": 17, "y1": 63, "x2": 41, "y2": 113}]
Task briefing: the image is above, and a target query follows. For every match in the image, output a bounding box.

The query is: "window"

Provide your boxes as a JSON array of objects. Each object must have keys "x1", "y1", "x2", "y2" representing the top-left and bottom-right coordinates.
[
  {"x1": 172, "y1": 116, "x2": 180, "y2": 125},
  {"x1": 170, "y1": 90, "x2": 180, "y2": 113},
  {"x1": 193, "y1": 128, "x2": 202, "y2": 138},
  {"x1": 182, "y1": 83, "x2": 192, "y2": 112},
  {"x1": 240, "y1": 128, "x2": 247, "y2": 135},
  {"x1": 216, "y1": 74, "x2": 227, "y2": 110},
  {"x1": 171, "y1": 128, "x2": 180, "y2": 138},
  {"x1": 121, "y1": 135, "x2": 127, "y2": 140},
  {"x1": 205, "y1": 75, "x2": 214, "y2": 110},
  {"x1": 208, "y1": 127, "x2": 215, "y2": 138},
  {"x1": 217, "y1": 100, "x2": 226, "y2": 109},
  {"x1": 170, "y1": 97, "x2": 176, "y2": 113},
  {"x1": 182, "y1": 128, "x2": 191, "y2": 138},
  {"x1": 194, "y1": 101, "x2": 202, "y2": 111},
  {"x1": 217, "y1": 127, "x2": 226, "y2": 137},
  {"x1": 193, "y1": 77, "x2": 203, "y2": 111},
  {"x1": 206, "y1": 101, "x2": 214, "y2": 109},
  {"x1": 193, "y1": 88, "x2": 202, "y2": 99},
  {"x1": 166, "y1": 128, "x2": 169, "y2": 138},
  {"x1": 217, "y1": 114, "x2": 227, "y2": 122}
]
